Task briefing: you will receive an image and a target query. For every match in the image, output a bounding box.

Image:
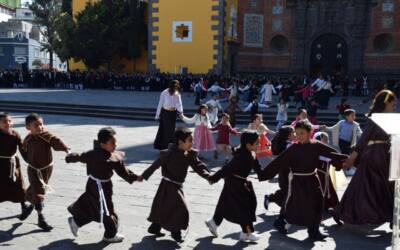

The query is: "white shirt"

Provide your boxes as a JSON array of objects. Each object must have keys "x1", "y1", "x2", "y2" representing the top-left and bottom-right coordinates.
[
  {"x1": 243, "y1": 102, "x2": 269, "y2": 112},
  {"x1": 260, "y1": 83, "x2": 276, "y2": 102},
  {"x1": 312, "y1": 78, "x2": 326, "y2": 90},
  {"x1": 276, "y1": 103, "x2": 290, "y2": 121},
  {"x1": 208, "y1": 84, "x2": 226, "y2": 93},
  {"x1": 156, "y1": 89, "x2": 183, "y2": 119},
  {"x1": 206, "y1": 99, "x2": 222, "y2": 124},
  {"x1": 247, "y1": 123, "x2": 276, "y2": 135},
  {"x1": 182, "y1": 113, "x2": 212, "y2": 128},
  {"x1": 319, "y1": 81, "x2": 334, "y2": 92}
]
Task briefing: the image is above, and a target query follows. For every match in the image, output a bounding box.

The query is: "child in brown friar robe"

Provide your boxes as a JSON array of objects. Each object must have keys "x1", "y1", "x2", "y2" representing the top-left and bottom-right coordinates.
[
  {"x1": 20, "y1": 113, "x2": 69, "y2": 231},
  {"x1": 0, "y1": 113, "x2": 33, "y2": 220},
  {"x1": 205, "y1": 130, "x2": 268, "y2": 243},
  {"x1": 261, "y1": 121, "x2": 348, "y2": 241},
  {"x1": 141, "y1": 127, "x2": 211, "y2": 243},
  {"x1": 66, "y1": 127, "x2": 140, "y2": 243}
]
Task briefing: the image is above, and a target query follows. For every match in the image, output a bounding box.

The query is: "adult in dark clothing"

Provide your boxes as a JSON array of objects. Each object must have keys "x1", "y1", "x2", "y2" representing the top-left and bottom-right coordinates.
[
  {"x1": 332, "y1": 90, "x2": 397, "y2": 226},
  {"x1": 153, "y1": 80, "x2": 183, "y2": 150}
]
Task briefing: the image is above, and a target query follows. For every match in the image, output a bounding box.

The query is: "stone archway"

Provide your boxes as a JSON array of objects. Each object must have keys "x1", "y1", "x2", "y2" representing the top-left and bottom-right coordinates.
[{"x1": 309, "y1": 34, "x2": 348, "y2": 77}]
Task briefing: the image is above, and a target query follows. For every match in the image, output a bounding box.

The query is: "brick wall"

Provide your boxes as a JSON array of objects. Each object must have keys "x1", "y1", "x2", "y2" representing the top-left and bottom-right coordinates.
[
  {"x1": 236, "y1": 0, "x2": 293, "y2": 73},
  {"x1": 365, "y1": 0, "x2": 400, "y2": 74},
  {"x1": 235, "y1": 0, "x2": 400, "y2": 76}
]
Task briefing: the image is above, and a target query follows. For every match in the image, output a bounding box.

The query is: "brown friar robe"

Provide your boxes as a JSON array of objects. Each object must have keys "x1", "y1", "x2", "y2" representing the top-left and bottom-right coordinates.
[
  {"x1": 316, "y1": 157, "x2": 339, "y2": 210},
  {"x1": 66, "y1": 148, "x2": 137, "y2": 225},
  {"x1": 142, "y1": 145, "x2": 210, "y2": 232},
  {"x1": 261, "y1": 141, "x2": 347, "y2": 227},
  {"x1": 21, "y1": 131, "x2": 68, "y2": 205},
  {"x1": 209, "y1": 147, "x2": 266, "y2": 226},
  {"x1": 0, "y1": 130, "x2": 26, "y2": 203},
  {"x1": 335, "y1": 118, "x2": 393, "y2": 225}
]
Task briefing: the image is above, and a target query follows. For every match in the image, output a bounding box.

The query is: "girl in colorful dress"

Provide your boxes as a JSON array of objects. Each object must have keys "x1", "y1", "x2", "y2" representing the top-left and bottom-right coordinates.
[
  {"x1": 181, "y1": 104, "x2": 216, "y2": 156},
  {"x1": 276, "y1": 98, "x2": 290, "y2": 130},
  {"x1": 291, "y1": 109, "x2": 325, "y2": 138},
  {"x1": 247, "y1": 114, "x2": 276, "y2": 158}
]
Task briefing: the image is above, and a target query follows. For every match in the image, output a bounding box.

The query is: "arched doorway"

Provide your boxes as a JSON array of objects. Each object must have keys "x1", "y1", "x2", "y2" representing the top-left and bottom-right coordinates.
[{"x1": 310, "y1": 34, "x2": 348, "y2": 78}]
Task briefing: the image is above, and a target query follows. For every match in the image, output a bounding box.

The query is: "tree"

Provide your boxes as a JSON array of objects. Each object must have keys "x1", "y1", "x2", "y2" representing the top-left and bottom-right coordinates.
[
  {"x1": 32, "y1": 59, "x2": 43, "y2": 69},
  {"x1": 53, "y1": 12, "x2": 75, "y2": 65},
  {"x1": 30, "y1": 0, "x2": 63, "y2": 70},
  {"x1": 72, "y1": 1, "x2": 119, "y2": 70},
  {"x1": 72, "y1": 0, "x2": 147, "y2": 71},
  {"x1": 122, "y1": 0, "x2": 148, "y2": 71}
]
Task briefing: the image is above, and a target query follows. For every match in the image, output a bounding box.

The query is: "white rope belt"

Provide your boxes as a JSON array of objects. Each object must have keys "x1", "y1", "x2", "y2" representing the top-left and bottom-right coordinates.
[
  {"x1": 233, "y1": 174, "x2": 248, "y2": 181},
  {"x1": 285, "y1": 169, "x2": 320, "y2": 211},
  {"x1": 28, "y1": 162, "x2": 54, "y2": 194},
  {"x1": 89, "y1": 175, "x2": 111, "y2": 227},
  {"x1": 162, "y1": 176, "x2": 183, "y2": 186},
  {"x1": 317, "y1": 156, "x2": 332, "y2": 199},
  {"x1": 0, "y1": 153, "x2": 17, "y2": 181}
]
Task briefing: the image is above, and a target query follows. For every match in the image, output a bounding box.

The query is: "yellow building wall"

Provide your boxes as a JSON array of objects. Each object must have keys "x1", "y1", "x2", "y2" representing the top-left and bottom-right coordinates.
[
  {"x1": 152, "y1": 0, "x2": 220, "y2": 74},
  {"x1": 69, "y1": 0, "x2": 148, "y2": 73}
]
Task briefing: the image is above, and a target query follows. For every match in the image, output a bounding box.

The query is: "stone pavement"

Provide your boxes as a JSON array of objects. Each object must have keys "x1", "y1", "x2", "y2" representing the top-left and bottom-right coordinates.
[
  {"x1": 0, "y1": 88, "x2": 383, "y2": 113},
  {"x1": 0, "y1": 112, "x2": 392, "y2": 250}
]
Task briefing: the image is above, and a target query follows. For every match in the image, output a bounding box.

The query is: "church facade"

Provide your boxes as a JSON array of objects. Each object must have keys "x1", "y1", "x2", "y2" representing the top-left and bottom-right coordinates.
[{"x1": 235, "y1": 0, "x2": 400, "y2": 77}]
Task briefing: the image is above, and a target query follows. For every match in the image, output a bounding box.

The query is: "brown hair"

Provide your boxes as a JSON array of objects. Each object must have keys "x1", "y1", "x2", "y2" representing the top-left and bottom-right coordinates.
[
  {"x1": 0, "y1": 112, "x2": 11, "y2": 120},
  {"x1": 296, "y1": 108, "x2": 307, "y2": 117},
  {"x1": 251, "y1": 114, "x2": 263, "y2": 122},
  {"x1": 168, "y1": 80, "x2": 180, "y2": 95},
  {"x1": 197, "y1": 104, "x2": 208, "y2": 114},
  {"x1": 366, "y1": 89, "x2": 396, "y2": 117}
]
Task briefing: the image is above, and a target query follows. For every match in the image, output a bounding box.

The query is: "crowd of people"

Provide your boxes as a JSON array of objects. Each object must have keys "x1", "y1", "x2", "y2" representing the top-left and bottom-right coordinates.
[
  {"x1": 1, "y1": 70, "x2": 400, "y2": 97},
  {"x1": 0, "y1": 73, "x2": 399, "y2": 246}
]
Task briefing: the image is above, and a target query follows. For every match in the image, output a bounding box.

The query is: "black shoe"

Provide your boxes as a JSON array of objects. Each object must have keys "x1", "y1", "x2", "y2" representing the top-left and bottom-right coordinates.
[
  {"x1": 273, "y1": 218, "x2": 288, "y2": 235},
  {"x1": 308, "y1": 229, "x2": 327, "y2": 241},
  {"x1": 171, "y1": 231, "x2": 184, "y2": 243},
  {"x1": 264, "y1": 195, "x2": 269, "y2": 210},
  {"x1": 38, "y1": 216, "x2": 53, "y2": 231},
  {"x1": 328, "y1": 209, "x2": 343, "y2": 226},
  {"x1": 19, "y1": 204, "x2": 34, "y2": 221},
  {"x1": 148, "y1": 225, "x2": 165, "y2": 237}
]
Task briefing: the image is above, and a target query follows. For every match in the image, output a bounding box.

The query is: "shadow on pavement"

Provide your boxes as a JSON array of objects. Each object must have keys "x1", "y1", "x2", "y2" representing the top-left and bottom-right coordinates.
[
  {"x1": 38, "y1": 238, "x2": 109, "y2": 250},
  {"x1": 267, "y1": 231, "x2": 315, "y2": 250},
  {"x1": 324, "y1": 224, "x2": 391, "y2": 250},
  {"x1": 193, "y1": 235, "x2": 257, "y2": 249},
  {"x1": 0, "y1": 215, "x2": 19, "y2": 222},
  {"x1": 129, "y1": 235, "x2": 181, "y2": 250},
  {"x1": 0, "y1": 223, "x2": 43, "y2": 246}
]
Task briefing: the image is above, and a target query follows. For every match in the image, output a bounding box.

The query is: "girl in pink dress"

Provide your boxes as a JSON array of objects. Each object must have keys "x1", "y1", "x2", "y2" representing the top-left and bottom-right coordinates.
[{"x1": 181, "y1": 104, "x2": 216, "y2": 155}]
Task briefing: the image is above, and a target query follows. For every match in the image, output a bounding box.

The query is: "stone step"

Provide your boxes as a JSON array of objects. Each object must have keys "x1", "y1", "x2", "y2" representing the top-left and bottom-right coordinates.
[{"x1": 0, "y1": 100, "x2": 367, "y2": 126}]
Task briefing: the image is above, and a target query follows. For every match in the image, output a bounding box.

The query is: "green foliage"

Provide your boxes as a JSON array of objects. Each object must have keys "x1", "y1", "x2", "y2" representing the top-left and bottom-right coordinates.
[
  {"x1": 30, "y1": 0, "x2": 63, "y2": 69},
  {"x1": 53, "y1": 12, "x2": 75, "y2": 63},
  {"x1": 52, "y1": 0, "x2": 147, "y2": 71},
  {"x1": 32, "y1": 59, "x2": 44, "y2": 69}
]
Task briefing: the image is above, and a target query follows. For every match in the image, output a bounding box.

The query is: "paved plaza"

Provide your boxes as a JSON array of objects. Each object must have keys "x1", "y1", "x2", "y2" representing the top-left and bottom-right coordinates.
[{"x1": 0, "y1": 89, "x2": 393, "y2": 249}]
